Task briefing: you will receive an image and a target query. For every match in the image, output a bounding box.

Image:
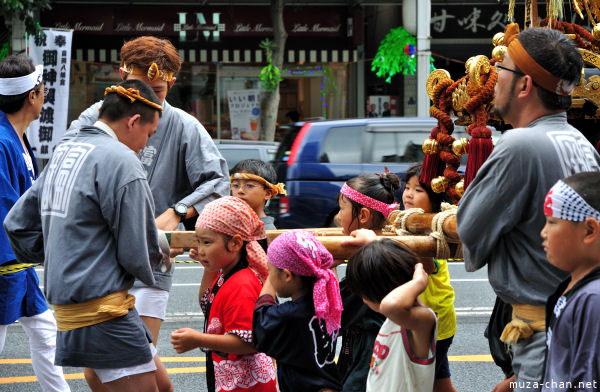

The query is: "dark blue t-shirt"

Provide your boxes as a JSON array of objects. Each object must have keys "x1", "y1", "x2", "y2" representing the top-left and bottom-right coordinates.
[
  {"x1": 253, "y1": 293, "x2": 342, "y2": 392},
  {"x1": 543, "y1": 267, "x2": 600, "y2": 391}
]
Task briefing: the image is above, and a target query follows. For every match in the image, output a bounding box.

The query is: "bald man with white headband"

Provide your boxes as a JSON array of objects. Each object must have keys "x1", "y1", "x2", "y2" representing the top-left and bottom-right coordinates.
[
  {"x1": 457, "y1": 28, "x2": 600, "y2": 392},
  {"x1": 0, "y1": 55, "x2": 71, "y2": 391}
]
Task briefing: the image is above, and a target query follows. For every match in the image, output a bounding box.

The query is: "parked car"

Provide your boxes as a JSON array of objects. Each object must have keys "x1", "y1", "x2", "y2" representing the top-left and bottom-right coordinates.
[
  {"x1": 272, "y1": 117, "x2": 498, "y2": 229},
  {"x1": 215, "y1": 139, "x2": 279, "y2": 170}
]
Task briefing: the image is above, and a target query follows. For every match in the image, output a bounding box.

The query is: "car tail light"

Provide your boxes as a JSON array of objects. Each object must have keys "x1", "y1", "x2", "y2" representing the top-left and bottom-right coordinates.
[
  {"x1": 287, "y1": 123, "x2": 312, "y2": 166},
  {"x1": 279, "y1": 196, "x2": 289, "y2": 215}
]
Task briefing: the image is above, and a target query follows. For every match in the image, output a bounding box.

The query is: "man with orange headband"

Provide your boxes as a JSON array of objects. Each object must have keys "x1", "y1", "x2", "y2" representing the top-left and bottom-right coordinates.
[
  {"x1": 5, "y1": 79, "x2": 170, "y2": 391},
  {"x1": 457, "y1": 27, "x2": 600, "y2": 391},
  {"x1": 66, "y1": 36, "x2": 229, "y2": 384}
]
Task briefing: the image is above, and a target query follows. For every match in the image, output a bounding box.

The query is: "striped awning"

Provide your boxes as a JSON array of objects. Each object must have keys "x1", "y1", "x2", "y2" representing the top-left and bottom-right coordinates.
[{"x1": 74, "y1": 47, "x2": 359, "y2": 64}]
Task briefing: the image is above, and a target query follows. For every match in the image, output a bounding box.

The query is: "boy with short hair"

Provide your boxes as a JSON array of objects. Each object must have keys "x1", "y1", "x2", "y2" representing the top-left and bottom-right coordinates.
[
  {"x1": 541, "y1": 171, "x2": 600, "y2": 391},
  {"x1": 229, "y1": 158, "x2": 285, "y2": 230}
]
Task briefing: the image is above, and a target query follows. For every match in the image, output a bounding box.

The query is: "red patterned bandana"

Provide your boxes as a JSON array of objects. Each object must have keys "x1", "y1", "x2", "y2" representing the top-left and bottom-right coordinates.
[
  {"x1": 195, "y1": 196, "x2": 269, "y2": 281},
  {"x1": 340, "y1": 183, "x2": 398, "y2": 218}
]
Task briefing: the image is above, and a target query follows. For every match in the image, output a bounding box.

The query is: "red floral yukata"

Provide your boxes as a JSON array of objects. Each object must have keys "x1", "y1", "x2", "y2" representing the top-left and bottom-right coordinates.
[{"x1": 203, "y1": 267, "x2": 276, "y2": 392}]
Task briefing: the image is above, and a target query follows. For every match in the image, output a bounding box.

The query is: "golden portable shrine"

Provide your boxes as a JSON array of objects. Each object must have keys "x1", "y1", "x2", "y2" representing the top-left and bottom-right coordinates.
[{"x1": 172, "y1": 0, "x2": 600, "y2": 259}]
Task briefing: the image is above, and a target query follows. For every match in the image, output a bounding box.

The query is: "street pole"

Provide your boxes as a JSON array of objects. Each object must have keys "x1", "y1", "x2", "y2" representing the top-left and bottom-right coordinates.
[{"x1": 416, "y1": 0, "x2": 431, "y2": 117}]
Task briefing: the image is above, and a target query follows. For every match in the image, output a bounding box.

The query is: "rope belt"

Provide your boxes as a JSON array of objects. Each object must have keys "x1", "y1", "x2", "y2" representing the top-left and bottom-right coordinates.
[
  {"x1": 53, "y1": 290, "x2": 135, "y2": 332},
  {"x1": 0, "y1": 263, "x2": 39, "y2": 275},
  {"x1": 500, "y1": 304, "x2": 546, "y2": 345}
]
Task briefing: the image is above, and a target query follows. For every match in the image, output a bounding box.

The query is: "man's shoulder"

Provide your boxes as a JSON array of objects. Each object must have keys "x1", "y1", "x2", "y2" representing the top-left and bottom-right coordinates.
[{"x1": 163, "y1": 102, "x2": 206, "y2": 130}]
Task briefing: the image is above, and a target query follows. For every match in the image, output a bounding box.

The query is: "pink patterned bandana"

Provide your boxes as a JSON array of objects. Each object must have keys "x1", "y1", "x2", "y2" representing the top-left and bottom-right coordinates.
[
  {"x1": 195, "y1": 196, "x2": 269, "y2": 282},
  {"x1": 544, "y1": 180, "x2": 600, "y2": 222},
  {"x1": 267, "y1": 230, "x2": 343, "y2": 334},
  {"x1": 340, "y1": 183, "x2": 399, "y2": 218}
]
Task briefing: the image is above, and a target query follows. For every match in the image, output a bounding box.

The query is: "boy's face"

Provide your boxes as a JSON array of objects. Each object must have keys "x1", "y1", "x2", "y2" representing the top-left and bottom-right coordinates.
[
  {"x1": 230, "y1": 173, "x2": 274, "y2": 215},
  {"x1": 541, "y1": 216, "x2": 584, "y2": 272}
]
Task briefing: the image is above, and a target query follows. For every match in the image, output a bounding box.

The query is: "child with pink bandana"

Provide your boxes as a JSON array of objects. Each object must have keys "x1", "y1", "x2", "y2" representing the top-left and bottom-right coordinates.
[{"x1": 253, "y1": 230, "x2": 343, "y2": 392}]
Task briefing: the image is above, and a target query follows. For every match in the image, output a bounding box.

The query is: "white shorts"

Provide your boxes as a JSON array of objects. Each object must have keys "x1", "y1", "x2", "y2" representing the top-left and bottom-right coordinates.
[
  {"x1": 129, "y1": 287, "x2": 169, "y2": 320},
  {"x1": 95, "y1": 343, "x2": 157, "y2": 383}
]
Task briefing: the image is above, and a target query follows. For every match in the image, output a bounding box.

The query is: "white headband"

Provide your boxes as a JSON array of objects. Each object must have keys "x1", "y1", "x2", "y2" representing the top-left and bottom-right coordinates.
[
  {"x1": 544, "y1": 180, "x2": 600, "y2": 222},
  {"x1": 0, "y1": 64, "x2": 43, "y2": 96}
]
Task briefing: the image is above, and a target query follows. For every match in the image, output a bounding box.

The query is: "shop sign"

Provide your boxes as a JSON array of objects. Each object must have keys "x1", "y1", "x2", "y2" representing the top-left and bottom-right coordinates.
[
  {"x1": 431, "y1": 4, "x2": 592, "y2": 38},
  {"x1": 26, "y1": 29, "x2": 73, "y2": 159},
  {"x1": 42, "y1": 5, "x2": 348, "y2": 39}
]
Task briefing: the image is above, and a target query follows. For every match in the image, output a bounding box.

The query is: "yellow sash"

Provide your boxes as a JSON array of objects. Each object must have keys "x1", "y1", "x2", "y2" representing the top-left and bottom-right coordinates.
[
  {"x1": 53, "y1": 290, "x2": 135, "y2": 332},
  {"x1": 500, "y1": 304, "x2": 545, "y2": 345}
]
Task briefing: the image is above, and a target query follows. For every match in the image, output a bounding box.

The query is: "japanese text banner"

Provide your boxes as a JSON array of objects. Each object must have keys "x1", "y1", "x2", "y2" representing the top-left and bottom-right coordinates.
[{"x1": 27, "y1": 29, "x2": 73, "y2": 159}]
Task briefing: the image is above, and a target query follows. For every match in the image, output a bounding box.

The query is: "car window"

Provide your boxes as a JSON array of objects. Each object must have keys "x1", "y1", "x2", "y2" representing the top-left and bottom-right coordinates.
[
  {"x1": 320, "y1": 126, "x2": 362, "y2": 163},
  {"x1": 370, "y1": 132, "x2": 425, "y2": 163},
  {"x1": 218, "y1": 148, "x2": 261, "y2": 169}
]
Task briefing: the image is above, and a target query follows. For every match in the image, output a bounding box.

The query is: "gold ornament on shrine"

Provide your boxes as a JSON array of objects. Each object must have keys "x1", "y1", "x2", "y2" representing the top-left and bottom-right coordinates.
[
  {"x1": 455, "y1": 179, "x2": 465, "y2": 197},
  {"x1": 422, "y1": 138, "x2": 441, "y2": 155},
  {"x1": 452, "y1": 137, "x2": 469, "y2": 156},
  {"x1": 431, "y1": 176, "x2": 449, "y2": 193}
]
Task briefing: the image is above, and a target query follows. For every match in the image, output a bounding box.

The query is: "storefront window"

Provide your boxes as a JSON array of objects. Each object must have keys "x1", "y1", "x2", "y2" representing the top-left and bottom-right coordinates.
[{"x1": 67, "y1": 61, "x2": 347, "y2": 141}]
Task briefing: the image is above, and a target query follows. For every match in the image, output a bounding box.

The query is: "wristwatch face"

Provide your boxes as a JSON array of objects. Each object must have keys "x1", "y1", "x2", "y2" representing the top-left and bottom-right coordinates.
[{"x1": 174, "y1": 203, "x2": 187, "y2": 216}]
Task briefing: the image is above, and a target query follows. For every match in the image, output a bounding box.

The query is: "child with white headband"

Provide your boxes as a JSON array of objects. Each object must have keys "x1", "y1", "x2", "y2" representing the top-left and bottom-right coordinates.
[{"x1": 540, "y1": 171, "x2": 600, "y2": 391}]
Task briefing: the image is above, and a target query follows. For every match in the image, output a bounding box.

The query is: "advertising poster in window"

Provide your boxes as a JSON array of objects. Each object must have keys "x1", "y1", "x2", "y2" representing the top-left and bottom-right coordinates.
[
  {"x1": 227, "y1": 89, "x2": 260, "y2": 140},
  {"x1": 26, "y1": 29, "x2": 73, "y2": 159}
]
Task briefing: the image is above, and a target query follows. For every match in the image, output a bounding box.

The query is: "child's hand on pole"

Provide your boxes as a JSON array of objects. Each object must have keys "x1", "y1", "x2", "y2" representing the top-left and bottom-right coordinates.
[{"x1": 341, "y1": 229, "x2": 378, "y2": 247}]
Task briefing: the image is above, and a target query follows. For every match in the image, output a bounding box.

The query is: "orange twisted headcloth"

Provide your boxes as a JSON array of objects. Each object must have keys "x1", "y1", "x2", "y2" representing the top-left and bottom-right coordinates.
[{"x1": 104, "y1": 86, "x2": 163, "y2": 112}]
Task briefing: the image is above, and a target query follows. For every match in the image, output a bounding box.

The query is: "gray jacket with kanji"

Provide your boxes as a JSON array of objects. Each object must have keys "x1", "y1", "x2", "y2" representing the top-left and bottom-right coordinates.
[
  {"x1": 67, "y1": 100, "x2": 230, "y2": 291},
  {"x1": 4, "y1": 126, "x2": 161, "y2": 305},
  {"x1": 457, "y1": 113, "x2": 600, "y2": 306}
]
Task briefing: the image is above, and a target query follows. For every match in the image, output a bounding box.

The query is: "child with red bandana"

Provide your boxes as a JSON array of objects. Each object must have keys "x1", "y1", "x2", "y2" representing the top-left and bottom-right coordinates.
[
  {"x1": 541, "y1": 172, "x2": 600, "y2": 392},
  {"x1": 170, "y1": 196, "x2": 276, "y2": 392}
]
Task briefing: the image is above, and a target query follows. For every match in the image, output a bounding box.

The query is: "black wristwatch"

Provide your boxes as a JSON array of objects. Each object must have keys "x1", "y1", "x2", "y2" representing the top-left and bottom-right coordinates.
[{"x1": 171, "y1": 202, "x2": 188, "y2": 220}]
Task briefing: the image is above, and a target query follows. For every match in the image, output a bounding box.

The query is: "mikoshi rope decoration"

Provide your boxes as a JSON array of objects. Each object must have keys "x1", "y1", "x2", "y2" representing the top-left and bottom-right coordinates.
[
  {"x1": 430, "y1": 203, "x2": 463, "y2": 260},
  {"x1": 384, "y1": 208, "x2": 425, "y2": 236}
]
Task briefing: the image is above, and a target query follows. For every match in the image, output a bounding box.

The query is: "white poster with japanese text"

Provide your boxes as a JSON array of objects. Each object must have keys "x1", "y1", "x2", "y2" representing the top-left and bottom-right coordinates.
[
  {"x1": 227, "y1": 89, "x2": 260, "y2": 140},
  {"x1": 26, "y1": 29, "x2": 72, "y2": 159}
]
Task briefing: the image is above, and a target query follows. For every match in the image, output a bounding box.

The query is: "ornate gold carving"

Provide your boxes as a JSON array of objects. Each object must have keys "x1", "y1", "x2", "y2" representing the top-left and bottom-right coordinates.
[
  {"x1": 467, "y1": 55, "x2": 491, "y2": 92},
  {"x1": 426, "y1": 69, "x2": 451, "y2": 100},
  {"x1": 452, "y1": 78, "x2": 469, "y2": 112}
]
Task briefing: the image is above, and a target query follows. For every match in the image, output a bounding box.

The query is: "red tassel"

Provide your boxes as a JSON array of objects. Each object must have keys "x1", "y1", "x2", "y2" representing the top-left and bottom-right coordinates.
[
  {"x1": 420, "y1": 152, "x2": 444, "y2": 186},
  {"x1": 464, "y1": 127, "x2": 494, "y2": 188}
]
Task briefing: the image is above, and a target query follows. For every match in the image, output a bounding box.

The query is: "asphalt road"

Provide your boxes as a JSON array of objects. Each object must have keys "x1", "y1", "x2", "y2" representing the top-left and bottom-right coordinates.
[{"x1": 0, "y1": 261, "x2": 505, "y2": 391}]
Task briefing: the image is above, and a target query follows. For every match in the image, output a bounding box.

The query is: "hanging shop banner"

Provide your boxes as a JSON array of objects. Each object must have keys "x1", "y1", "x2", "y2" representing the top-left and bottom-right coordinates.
[
  {"x1": 227, "y1": 89, "x2": 261, "y2": 140},
  {"x1": 26, "y1": 29, "x2": 73, "y2": 159}
]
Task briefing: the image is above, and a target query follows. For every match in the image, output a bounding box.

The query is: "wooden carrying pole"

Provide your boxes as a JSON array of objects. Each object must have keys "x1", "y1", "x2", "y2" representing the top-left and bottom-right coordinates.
[
  {"x1": 264, "y1": 213, "x2": 458, "y2": 242},
  {"x1": 170, "y1": 232, "x2": 439, "y2": 259}
]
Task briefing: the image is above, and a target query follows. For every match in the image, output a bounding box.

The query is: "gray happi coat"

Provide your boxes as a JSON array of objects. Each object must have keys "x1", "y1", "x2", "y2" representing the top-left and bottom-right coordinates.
[
  {"x1": 4, "y1": 126, "x2": 162, "y2": 368},
  {"x1": 67, "y1": 100, "x2": 229, "y2": 291},
  {"x1": 457, "y1": 113, "x2": 600, "y2": 306}
]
